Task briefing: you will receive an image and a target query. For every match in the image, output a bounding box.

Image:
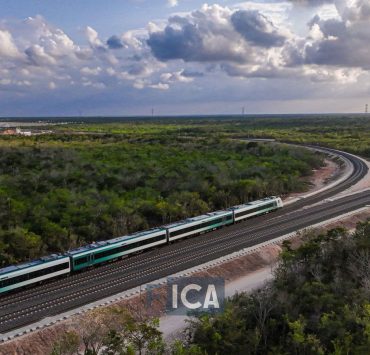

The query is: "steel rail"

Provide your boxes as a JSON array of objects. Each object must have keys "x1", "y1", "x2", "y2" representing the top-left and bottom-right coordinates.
[{"x1": 0, "y1": 145, "x2": 368, "y2": 334}]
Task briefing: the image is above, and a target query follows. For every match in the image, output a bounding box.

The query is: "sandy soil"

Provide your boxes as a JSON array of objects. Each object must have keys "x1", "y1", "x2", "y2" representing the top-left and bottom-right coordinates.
[
  {"x1": 307, "y1": 159, "x2": 342, "y2": 193},
  {"x1": 284, "y1": 158, "x2": 342, "y2": 204}
]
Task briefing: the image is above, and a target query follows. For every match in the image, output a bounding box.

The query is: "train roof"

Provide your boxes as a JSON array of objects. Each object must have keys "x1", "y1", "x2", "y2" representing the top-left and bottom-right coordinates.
[
  {"x1": 67, "y1": 228, "x2": 165, "y2": 256},
  {"x1": 229, "y1": 196, "x2": 279, "y2": 211},
  {"x1": 0, "y1": 254, "x2": 68, "y2": 276},
  {"x1": 164, "y1": 210, "x2": 231, "y2": 229}
]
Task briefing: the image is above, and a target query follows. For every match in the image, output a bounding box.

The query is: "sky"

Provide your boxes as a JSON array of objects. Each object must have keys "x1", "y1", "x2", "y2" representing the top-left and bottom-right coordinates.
[{"x1": 0, "y1": 0, "x2": 370, "y2": 116}]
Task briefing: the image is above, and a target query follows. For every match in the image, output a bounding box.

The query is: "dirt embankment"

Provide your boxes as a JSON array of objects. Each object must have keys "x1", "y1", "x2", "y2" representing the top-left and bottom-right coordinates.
[{"x1": 285, "y1": 158, "x2": 342, "y2": 203}]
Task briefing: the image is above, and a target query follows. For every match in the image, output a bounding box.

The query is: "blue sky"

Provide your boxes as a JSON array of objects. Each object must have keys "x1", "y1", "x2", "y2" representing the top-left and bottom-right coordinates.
[{"x1": 0, "y1": 0, "x2": 369, "y2": 116}]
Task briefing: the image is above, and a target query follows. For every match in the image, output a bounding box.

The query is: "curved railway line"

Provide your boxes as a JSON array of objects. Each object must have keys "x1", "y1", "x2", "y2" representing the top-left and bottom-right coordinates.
[{"x1": 0, "y1": 145, "x2": 368, "y2": 335}]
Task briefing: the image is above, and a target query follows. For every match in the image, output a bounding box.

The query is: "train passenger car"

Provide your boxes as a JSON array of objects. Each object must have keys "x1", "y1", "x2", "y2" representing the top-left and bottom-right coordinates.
[
  {"x1": 166, "y1": 210, "x2": 233, "y2": 242},
  {"x1": 230, "y1": 196, "x2": 283, "y2": 222},
  {"x1": 68, "y1": 228, "x2": 167, "y2": 272},
  {"x1": 0, "y1": 255, "x2": 70, "y2": 294}
]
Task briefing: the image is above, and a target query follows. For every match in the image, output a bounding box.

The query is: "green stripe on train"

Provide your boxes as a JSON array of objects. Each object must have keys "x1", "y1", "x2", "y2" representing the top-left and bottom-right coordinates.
[
  {"x1": 170, "y1": 218, "x2": 233, "y2": 239},
  {"x1": 73, "y1": 219, "x2": 233, "y2": 271}
]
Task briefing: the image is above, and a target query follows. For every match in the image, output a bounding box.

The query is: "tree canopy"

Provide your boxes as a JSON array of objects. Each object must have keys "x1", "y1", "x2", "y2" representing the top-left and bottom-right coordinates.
[
  {"x1": 0, "y1": 125, "x2": 322, "y2": 265},
  {"x1": 188, "y1": 222, "x2": 370, "y2": 354}
]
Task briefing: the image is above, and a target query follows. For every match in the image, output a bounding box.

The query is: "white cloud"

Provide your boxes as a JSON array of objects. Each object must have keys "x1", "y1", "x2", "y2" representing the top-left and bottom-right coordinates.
[
  {"x1": 167, "y1": 0, "x2": 178, "y2": 8},
  {"x1": 0, "y1": 30, "x2": 21, "y2": 58},
  {"x1": 335, "y1": 0, "x2": 370, "y2": 21},
  {"x1": 160, "y1": 70, "x2": 193, "y2": 83},
  {"x1": 149, "y1": 82, "x2": 170, "y2": 90},
  {"x1": 147, "y1": 4, "x2": 286, "y2": 64},
  {"x1": 0, "y1": 1, "x2": 369, "y2": 115},
  {"x1": 25, "y1": 44, "x2": 57, "y2": 66},
  {"x1": 285, "y1": 0, "x2": 370, "y2": 71},
  {"x1": 85, "y1": 26, "x2": 104, "y2": 49},
  {"x1": 80, "y1": 66, "x2": 102, "y2": 76},
  {"x1": 0, "y1": 79, "x2": 12, "y2": 85}
]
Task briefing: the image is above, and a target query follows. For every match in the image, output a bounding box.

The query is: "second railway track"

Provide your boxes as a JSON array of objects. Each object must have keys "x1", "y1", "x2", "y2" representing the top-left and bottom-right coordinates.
[{"x1": 0, "y1": 145, "x2": 368, "y2": 334}]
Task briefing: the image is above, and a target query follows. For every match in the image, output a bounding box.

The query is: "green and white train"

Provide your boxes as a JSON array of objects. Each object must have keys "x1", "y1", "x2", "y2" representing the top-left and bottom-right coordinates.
[{"x1": 0, "y1": 196, "x2": 283, "y2": 294}]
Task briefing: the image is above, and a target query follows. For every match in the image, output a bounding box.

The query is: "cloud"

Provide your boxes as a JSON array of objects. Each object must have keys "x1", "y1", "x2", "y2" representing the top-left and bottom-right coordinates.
[
  {"x1": 167, "y1": 0, "x2": 178, "y2": 7},
  {"x1": 48, "y1": 81, "x2": 56, "y2": 90},
  {"x1": 289, "y1": 0, "x2": 370, "y2": 21},
  {"x1": 307, "y1": 15, "x2": 345, "y2": 37},
  {"x1": 149, "y1": 82, "x2": 169, "y2": 90},
  {"x1": 220, "y1": 62, "x2": 294, "y2": 79},
  {"x1": 336, "y1": 0, "x2": 370, "y2": 21},
  {"x1": 106, "y1": 35, "x2": 124, "y2": 49},
  {"x1": 0, "y1": 17, "x2": 124, "y2": 95},
  {"x1": 181, "y1": 69, "x2": 204, "y2": 78},
  {"x1": 160, "y1": 70, "x2": 193, "y2": 83},
  {"x1": 23, "y1": 16, "x2": 80, "y2": 60},
  {"x1": 0, "y1": 1, "x2": 370, "y2": 116},
  {"x1": 288, "y1": 0, "x2": 334, "y2": 5},
  {"x1": 147, "y1": 23, "x2": 204, "y2": 62},
  {"x1": 284, "y1": 0, "x2": 370, "y2": 70},
  {"x1": 147, "y1": 4, "x2": 288, "y2": 64},
  {"x1": 85, "y1": 26, "x2": 107, "y2": 53},
  {"x1": 25, "y1": 44, "x2": 57, "y2": 66},
  {"x1": 231, "y1": 10, "x2": 287, "y2": 48},
  {"x1": 80, "y1": 66, "x2": 102, "y2": 76},
  {"x1": 0, "y1": 30, "x2": 21, "y2": 58},
  {"x1": 146, "y1": 4, "x2": 297, "y2": 81}
]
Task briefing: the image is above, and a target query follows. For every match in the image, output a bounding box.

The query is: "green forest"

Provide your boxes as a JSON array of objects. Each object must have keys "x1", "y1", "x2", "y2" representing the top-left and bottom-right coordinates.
[
  {"x1": 0, "y1": 124, "x2": 323, "y2": 266},
  {"x1": 188, "y1": 222, "x2": 370, "y2": 354},
  {"x1": 215, "y1": 114, "x2": 370, "y2": 158},
  {"x1": 50, "y1": 222, "x2": 370, "y2": 354},
  {"x1": 1, "y1": 115, "x2": 370, "y2": 354}
]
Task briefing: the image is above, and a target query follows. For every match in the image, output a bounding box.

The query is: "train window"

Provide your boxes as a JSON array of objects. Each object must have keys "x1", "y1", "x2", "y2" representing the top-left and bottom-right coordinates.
[
  {"x1": 94, "y1": 245, "x2": 126, "y2": 260},
  {"x1": 235, "y1": 202, "x2": 275, "y2": 218},
  {"x1": 171, "y1": 222, "x2": 203, "y2": 237},
  {"x1": 170, "y1": 215, "x2": 232, "y2": 238},
  {"x1": 28, "y1": 262, "x2": 70, "y2": 279},
  {"x1": 94, "y1": 234, "x2": 166, "y2": 261},
  {"x1": 1, "y1": 274, "x2": 28, "y2": 287},
  {"x1": 0, "y1": 262, "x2": 70, "y2": 288},
  {"x1": 74, "y1": 256, "x2": 89, "y2": 266}
]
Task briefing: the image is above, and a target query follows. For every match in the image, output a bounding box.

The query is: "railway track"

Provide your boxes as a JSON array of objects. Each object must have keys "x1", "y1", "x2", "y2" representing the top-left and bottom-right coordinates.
[{"x1": 0, "y1": 145, "x2": 368, "y2": 334}]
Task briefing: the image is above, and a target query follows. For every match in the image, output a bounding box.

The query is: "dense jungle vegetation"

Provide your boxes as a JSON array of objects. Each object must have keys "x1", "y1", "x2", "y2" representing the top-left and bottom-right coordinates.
[
  {"x1": 49, "y1": 222, "x2": 370, "y2": 354},
  {"x1": 1, "y1": 113, "x2": 370, "y2": 265},
  {"x1": 51, "y1": 113, "x2": 370, "y2": 158},
  {"x1": 214, "y1": 114, "x2": 370, "y2": 158},
  {"x1": 187, "y1": 222, "x2": 370, "y2": 355},
  {"x1": 0, "y1": 122, "x2": 323, "y2": 266}
]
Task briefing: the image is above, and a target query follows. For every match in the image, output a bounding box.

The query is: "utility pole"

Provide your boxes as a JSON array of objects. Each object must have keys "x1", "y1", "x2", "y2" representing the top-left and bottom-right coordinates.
[
  {"x1": 365, "y1": 104, "x2": 368, "y2": 114},
  {"x1": 151, "y1": 108, "x2": 154, "y2": 117}
]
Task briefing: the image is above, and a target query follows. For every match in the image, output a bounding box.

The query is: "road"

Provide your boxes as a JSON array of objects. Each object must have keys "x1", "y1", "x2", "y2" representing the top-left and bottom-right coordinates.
[{"x1": 0, "y1": 146, "x2": 368, "y2": 334}]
